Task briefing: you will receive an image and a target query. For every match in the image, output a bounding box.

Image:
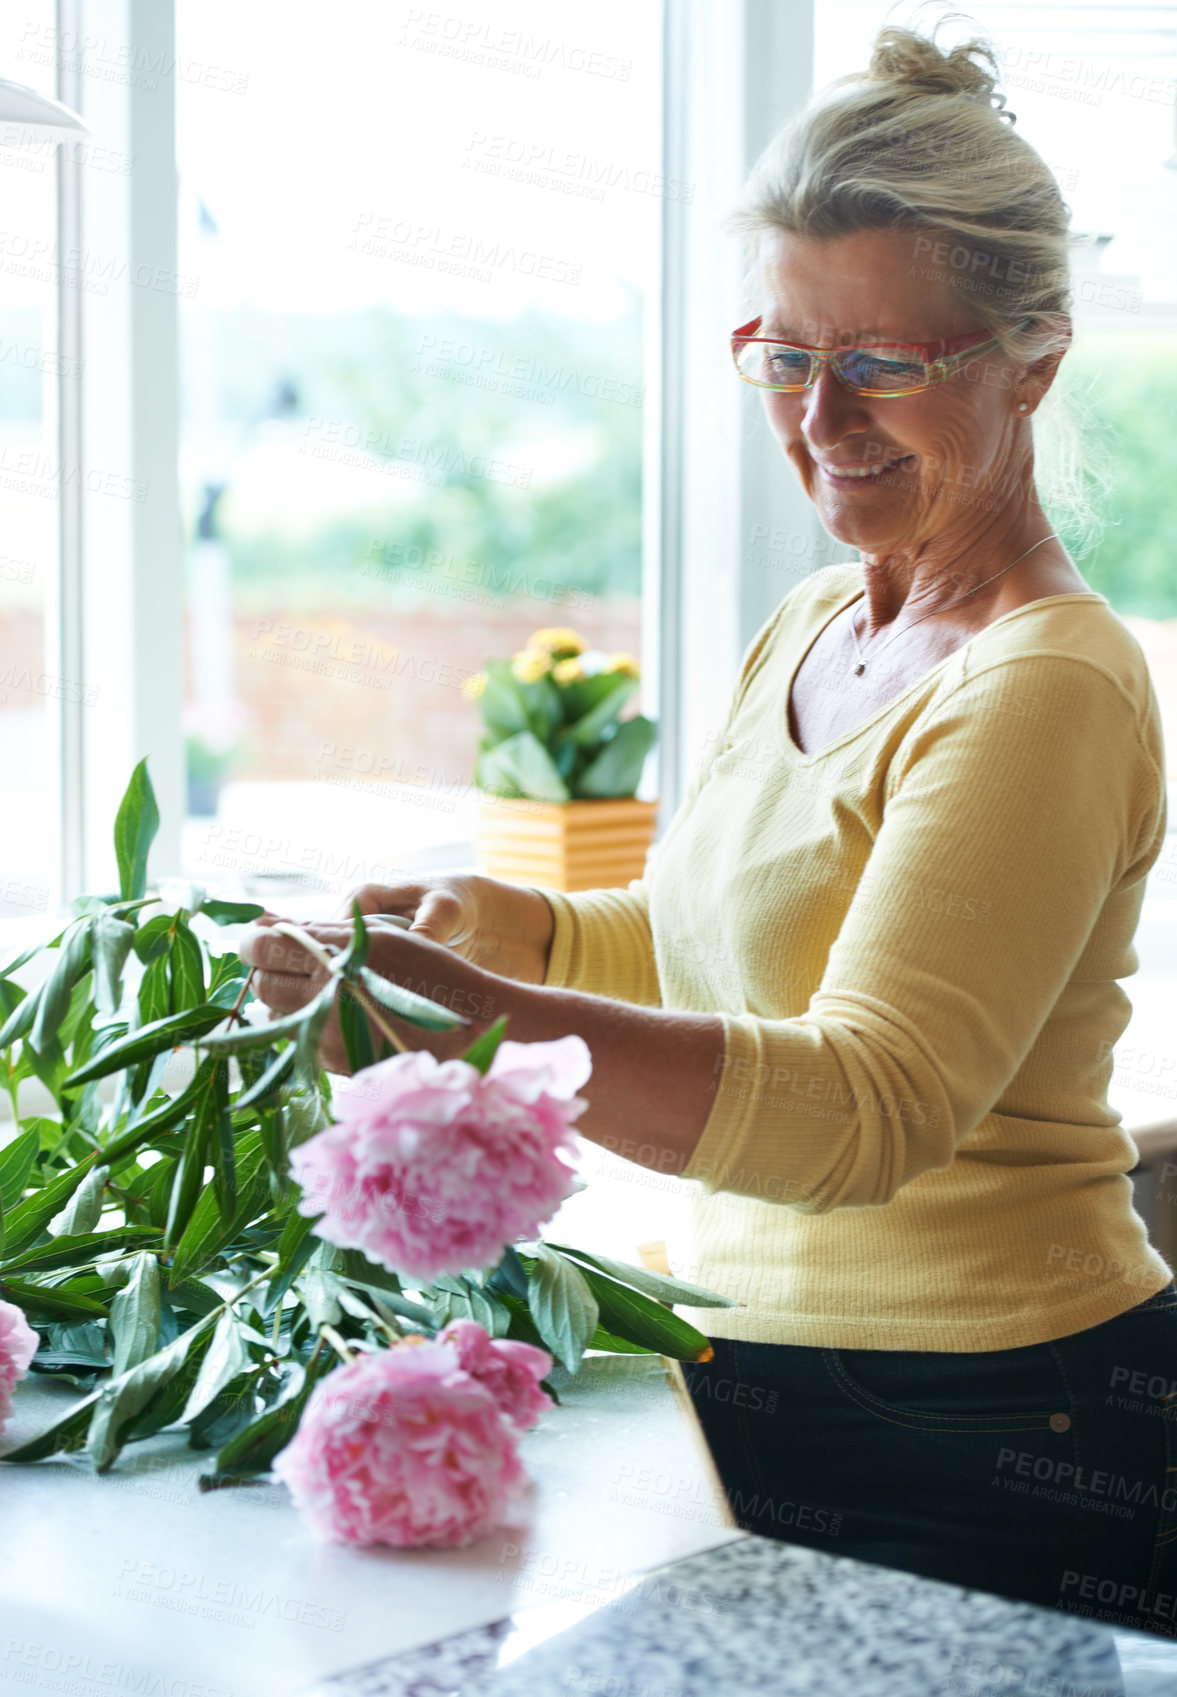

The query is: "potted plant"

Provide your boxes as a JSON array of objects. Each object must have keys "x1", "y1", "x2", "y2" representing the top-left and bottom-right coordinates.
[{"x1": 463, "y1": 627, "x2": 658, "y2": 893}]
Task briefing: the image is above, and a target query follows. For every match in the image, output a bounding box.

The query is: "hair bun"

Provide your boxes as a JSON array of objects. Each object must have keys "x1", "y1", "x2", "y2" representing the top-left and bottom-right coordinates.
[{"x1": 867, "y1": 23, "x2": 1009, "y2": 114}]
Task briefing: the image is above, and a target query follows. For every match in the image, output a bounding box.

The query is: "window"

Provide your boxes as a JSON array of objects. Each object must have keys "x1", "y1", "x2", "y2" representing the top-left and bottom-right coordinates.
[
  {"x1": 174, "y1": 0, "x2": 662, "y2": 910},
  {"x1": 0, "y1": 0, "x2": 64, "y2": 930}
]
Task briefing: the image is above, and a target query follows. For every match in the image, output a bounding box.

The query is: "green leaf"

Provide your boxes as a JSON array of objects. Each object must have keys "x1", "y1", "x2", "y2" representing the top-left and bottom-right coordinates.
[
  {"x1": 63, "y1": 1004, "x2": 229, "y2": 1088},
  {"x1": 119, "y1": 1328, "x2": 215, "y2": 1442},
  {"x1": 560, "y1": 673, "x2": 638, "y2": 746},
  {"x1": 87, "y1": 1319, "x2": 214, "y2": 1472},
  {"x1": 461, "y1": 1014, "x2": 509, "y2": 1076},
  {"x1": 1, "y1": 1226, "x2": 160, "y2": 1275},
  {"x1": 209, "y1": 1061, "x2": 236, "y2": 1220},
  {"x1": 266, "y1": 1208, "x2": 319, "y2": 1311},
  {"x1": 179, "y1": 1309, "x2": 252, "y2": 1425},
  {"x1": 133, "y1": 913, "x2": 174, "y2": 965},
  {"x1": 478, "y1": 660, "x2": 533, "y2": 740},
  {"x1": 0, "y1": 1128, "x2": 39, "y2": 1209},
  {"x1": 293, "y1": 984, "x2": 339, "y2": 1087},
  {"x1": 113, "y1": 758, "x2": 160, "y2": 901},
  {"x1": 169, "y1": 918, "x2": 206, "y2": 1013},
  {"x1": 0, "y1": 982, "x2": 42, "y2": 1053},
  {"x1": 163, "y1": 1066, "x2": 222, "y2": 1254},
  {"x1": 204, "y1": 1354, "x2": 331, "y2": 1481},
  {"x1": 197, "y1": 1000, "x2": 323, "y2": 1054},
  {"x1": 0, "y1": 1276, "x2": 108, "y2": 1320},
  {"x1": 345, "y1": 900, "x2": 370, "y2": 971},
  {"x1": 137, "y1": 953, "x2": 173, "y2": 1027},
  {"x1": 30, "y1": 921, "x2": 92, "y2": 1055},
  {"x1": 0, "y1": 942, "x2": 44, "y2": 981},
  {"x1": 207, "y1": 953, "x2": 251, "y2": 1004},
  {"x1": 478, "y1": 730, "x2": 570, "y2": 803},
  {"x1": 433, "y1": 1275, "x2": 511, "y2": 1338},
  {"x1": 296, "y1": 1267, "x2": 343, "y2": 1328},
  {"x1": 356, "y1": 966, "x2": 468, "y2": 1032},
  {"x1": 526, "y1": 1243, "x2": 599, "y2": 1372},
  {"x1": 199, "y1": 898, "x2": 266, "y2": 927},
  {"x1": 0, "y1": 1387, "x2": 104, "y2": 1461},
  {"x1": 283, "y1": 1084, "x2": 331, "y2": 1149},
  {"x1": 103, "y1": 1060, "x2": 218, "y2": 1168},
  {"x1": 551, "y1": 1257, "x2": 716, "y2": 1361},
  {"x1": 257, "y1": 1106, "x2": 287, "y2": 1190},
  {"x1": 544, "y1": 1243, "x2": 739, "y2": 1309},
  {"x1": 92, "y1": 910, "x2": 136, "y2": 1017},
  {"x1": 48, "y1": 1162, "x2": 109, "y2": 1236},
  {"x1": 109, "y1": 1251, "x2": 162, "y2": 1375},
  {"x1": 237, "y1": 1046, "x2": 296, "y2": 1111},
  {"x1": 1, "y1": 1154, "x2": 100, "y2": 1258},
  {"x1": 338, "y1": 981, "x2": 377, "y2": 1073},
  {"x1": 573, "y1": 715, "x2": 657, "y2": 799},
  {"x1": 168, "y1": 1130, "x2": 269, "y2": 1283}
]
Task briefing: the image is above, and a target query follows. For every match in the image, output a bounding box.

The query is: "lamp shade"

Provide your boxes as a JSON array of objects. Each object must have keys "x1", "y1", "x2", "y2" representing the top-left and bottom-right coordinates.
[{"x1": 0, "y1": 74, "x2": 88, "y2": 144}]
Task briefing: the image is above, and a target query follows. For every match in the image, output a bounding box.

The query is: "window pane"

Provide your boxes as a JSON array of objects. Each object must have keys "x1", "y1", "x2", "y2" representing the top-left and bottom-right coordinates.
[
  {"x1": 175, "y1": 0, "x2": 660, "y2": 909},
  {"x1": 0, "y1": 2, "x2": 61, "y2": 925}
]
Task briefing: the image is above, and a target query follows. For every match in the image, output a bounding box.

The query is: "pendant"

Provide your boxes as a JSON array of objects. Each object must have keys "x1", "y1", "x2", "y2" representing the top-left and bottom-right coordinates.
[{"x1": 853, "y1": 662, "x2": 866, "y2": 676}]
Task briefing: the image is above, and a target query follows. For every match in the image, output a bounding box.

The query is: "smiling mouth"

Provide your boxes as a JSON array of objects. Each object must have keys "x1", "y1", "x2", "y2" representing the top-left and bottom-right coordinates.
[{"x1": 817, "y1": 453, "x2": 917, "y2": 482}]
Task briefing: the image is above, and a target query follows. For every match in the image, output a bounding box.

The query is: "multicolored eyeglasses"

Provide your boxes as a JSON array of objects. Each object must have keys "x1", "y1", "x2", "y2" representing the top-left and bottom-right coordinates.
[{"x1": 730, "y1": 316, "x2": 1033, "y2": 398}]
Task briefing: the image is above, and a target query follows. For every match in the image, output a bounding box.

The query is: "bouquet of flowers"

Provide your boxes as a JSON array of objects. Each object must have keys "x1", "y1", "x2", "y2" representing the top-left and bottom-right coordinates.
[
  {"x1": 0, "y1": 764, "x2": 729, "y2": 1548},
  {"x1": 462, "y1": 626, "x2": 656, "y2": 803}
]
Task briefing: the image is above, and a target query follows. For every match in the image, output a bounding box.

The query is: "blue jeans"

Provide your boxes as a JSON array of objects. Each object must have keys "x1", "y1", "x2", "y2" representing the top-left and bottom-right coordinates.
[{"x1": 681, "y1": 1285, "x2": 1177, "y2": 1637}]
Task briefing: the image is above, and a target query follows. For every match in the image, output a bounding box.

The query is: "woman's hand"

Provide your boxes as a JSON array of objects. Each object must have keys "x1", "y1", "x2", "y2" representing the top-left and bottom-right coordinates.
[
  {"x1": 239, "y1": 917, "x2": 505, "y2": 1076},
  {"x1": 341, "y1": 874, "x2": 556, "y2": 986}
]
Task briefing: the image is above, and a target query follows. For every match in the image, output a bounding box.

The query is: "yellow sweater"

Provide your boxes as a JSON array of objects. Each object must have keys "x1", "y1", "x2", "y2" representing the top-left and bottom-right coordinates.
[{"x1": 534, "y1": 565, "x2": 1172, "y2": 1350}]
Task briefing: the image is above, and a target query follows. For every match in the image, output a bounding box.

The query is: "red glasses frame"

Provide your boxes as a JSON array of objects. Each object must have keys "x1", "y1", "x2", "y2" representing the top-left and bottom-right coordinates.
[{"x1": 730, "y1": 316, "x2": 1032, "y2": 397}]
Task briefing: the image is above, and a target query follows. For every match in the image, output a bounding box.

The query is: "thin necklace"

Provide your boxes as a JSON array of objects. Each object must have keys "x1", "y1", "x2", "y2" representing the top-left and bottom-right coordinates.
[{"x1": 847, "y1": 534, "x2": 1060, "y2": 676}]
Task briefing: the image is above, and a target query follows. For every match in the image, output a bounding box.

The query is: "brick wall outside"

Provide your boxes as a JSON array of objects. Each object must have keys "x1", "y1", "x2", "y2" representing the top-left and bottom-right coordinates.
[{"x1": 212, "y1": 591, "x2": 644, "y2": 785}]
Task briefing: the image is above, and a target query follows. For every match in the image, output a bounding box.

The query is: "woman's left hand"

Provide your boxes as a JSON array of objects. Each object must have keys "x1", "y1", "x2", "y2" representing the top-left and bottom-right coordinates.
[{"x1": 238, "y1": 916, "x2": 503, "y2": 1075}]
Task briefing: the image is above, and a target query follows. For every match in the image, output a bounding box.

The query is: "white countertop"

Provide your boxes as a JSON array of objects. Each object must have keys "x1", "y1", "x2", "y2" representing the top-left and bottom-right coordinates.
[{"x1": 0, "y1": 1164, "x2": 739, "y2": 1697}]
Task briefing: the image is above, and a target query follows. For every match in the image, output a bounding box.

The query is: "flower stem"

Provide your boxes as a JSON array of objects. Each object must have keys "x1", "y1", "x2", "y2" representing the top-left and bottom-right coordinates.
[
  {"x1": 269, "y1": 922, "x2": 337, "y2": 974},
  {"x1": 340, "y1": 978, "x2": 407, "y2": 1055},
  {"x1": 319, "y1": 1323, "x2": 355, "y2": 1365}
]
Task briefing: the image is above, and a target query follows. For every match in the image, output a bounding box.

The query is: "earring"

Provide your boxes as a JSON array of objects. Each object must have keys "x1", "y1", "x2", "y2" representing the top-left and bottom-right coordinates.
[{"x1": 1017, "y1": 402, "x2": 1029, "y2": 413}]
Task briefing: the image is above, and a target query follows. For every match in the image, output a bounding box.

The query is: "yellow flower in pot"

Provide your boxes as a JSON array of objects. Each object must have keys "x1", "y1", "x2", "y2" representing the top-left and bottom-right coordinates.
[{"x1": 469, "y1": 628, "x2": 658, "y2": 893}]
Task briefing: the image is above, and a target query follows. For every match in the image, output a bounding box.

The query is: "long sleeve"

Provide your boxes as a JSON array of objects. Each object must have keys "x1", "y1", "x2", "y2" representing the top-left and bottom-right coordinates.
[
  {"x1": 680, "y1": 650, "x2": 1167, "y2": 1213},
  {"x1": 533, "y1": 879, "x2": 662, "y2": 1005}
]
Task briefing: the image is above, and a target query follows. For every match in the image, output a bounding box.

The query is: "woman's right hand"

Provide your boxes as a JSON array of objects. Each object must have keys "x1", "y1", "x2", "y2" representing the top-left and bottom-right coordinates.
[{"x1": 341, "y1": 874, "x2": 556, "y2": 986}]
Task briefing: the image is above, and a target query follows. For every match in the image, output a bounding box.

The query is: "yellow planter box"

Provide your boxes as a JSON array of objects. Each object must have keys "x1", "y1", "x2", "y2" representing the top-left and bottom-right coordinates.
[{"x1": 475, "y1": 796, "x2": 660, "y2": 893}]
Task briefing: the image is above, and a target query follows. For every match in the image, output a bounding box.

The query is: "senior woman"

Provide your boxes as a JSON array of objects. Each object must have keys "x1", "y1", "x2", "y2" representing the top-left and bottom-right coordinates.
[{"x1": 244, "y1": 23, "x2": 1175, "y2": 1632}]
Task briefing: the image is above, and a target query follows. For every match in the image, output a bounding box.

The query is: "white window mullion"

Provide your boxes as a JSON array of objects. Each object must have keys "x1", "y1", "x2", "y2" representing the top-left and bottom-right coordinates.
[
  {"x1": 661, "y1": 0, "x2": 823, "y2": 817},
  {"x1": 74, "y1": 0, "x2": 184, "y2": 894},
  {"x1": 54, "y1": 0, "x2": 86, "y2": 902}
]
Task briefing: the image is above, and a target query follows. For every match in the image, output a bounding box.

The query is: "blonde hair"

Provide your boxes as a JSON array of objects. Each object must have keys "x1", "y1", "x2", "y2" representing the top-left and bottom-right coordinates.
[{"x1": 728, "y1": 12, "x2": 1109, "y2": 553}]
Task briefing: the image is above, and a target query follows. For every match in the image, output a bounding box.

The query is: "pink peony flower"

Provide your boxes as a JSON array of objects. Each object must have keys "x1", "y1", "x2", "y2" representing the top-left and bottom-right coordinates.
[
  {"x1": 272, "y1": 1338, "x2": 527, "y2": 1548},
  {"x1": 290, "y1": 1035, "x2": 590, "y2": 1282},
  {"x1": 0, "y1": 1299, "x2": 38, "y2": 1436},
  {"x1": 437, "y1": 1318, "x2": 553, "y2": 1433}
]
